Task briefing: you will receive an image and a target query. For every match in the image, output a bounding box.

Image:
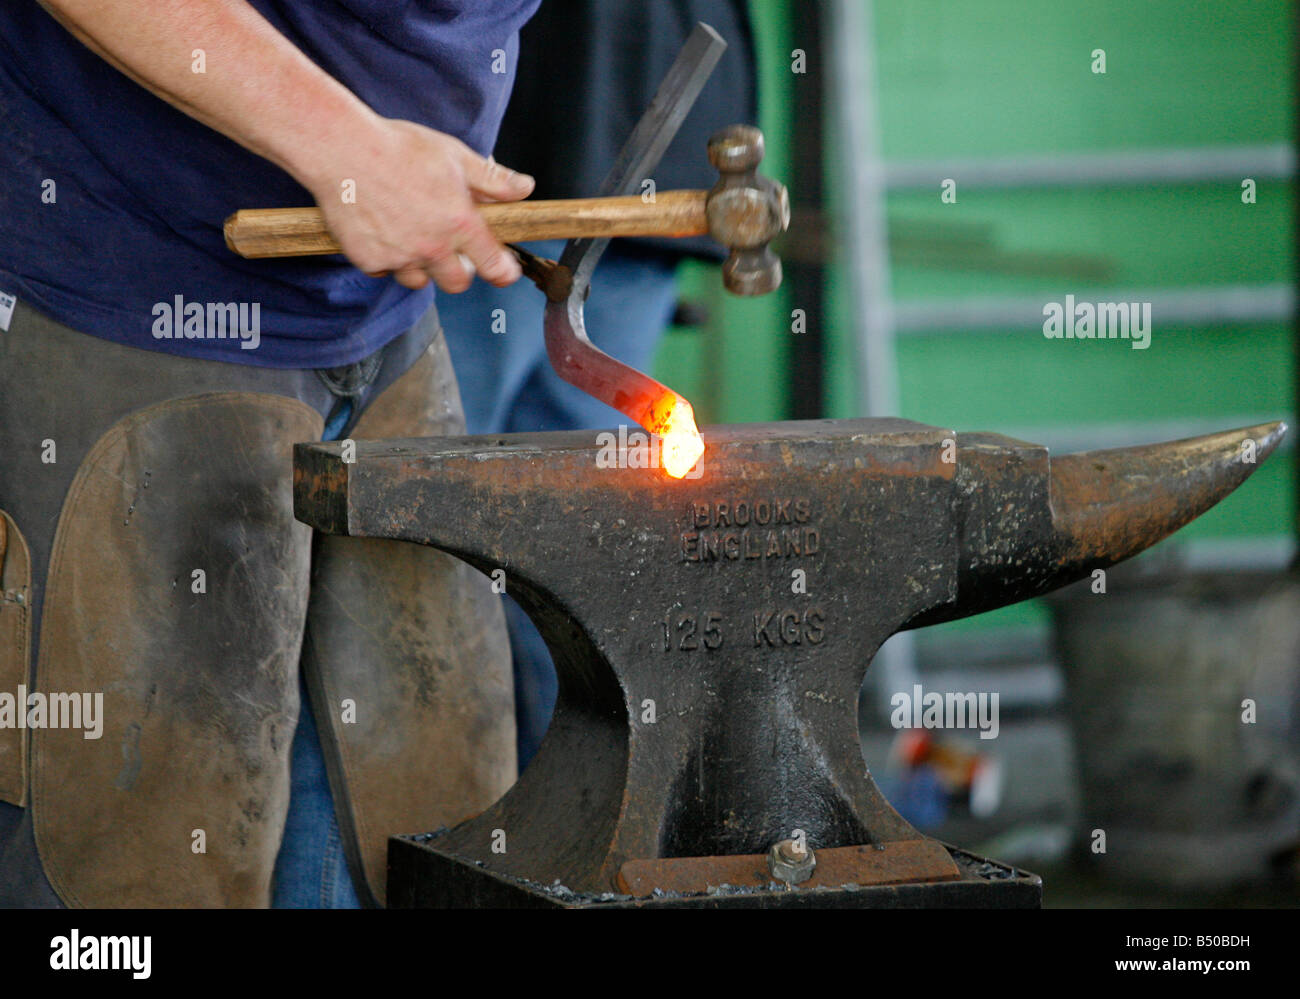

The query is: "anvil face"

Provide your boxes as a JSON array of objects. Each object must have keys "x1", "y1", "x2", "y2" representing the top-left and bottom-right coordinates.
[{"x1": 293, "y1": 416, "x2": 1283, "y2": 907}]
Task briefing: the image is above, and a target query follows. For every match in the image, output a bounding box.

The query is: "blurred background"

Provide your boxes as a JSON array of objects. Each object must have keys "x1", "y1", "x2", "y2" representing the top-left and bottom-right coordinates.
[{"x1": 650, "y1": 0, "x2": 1298, "y2": 906}]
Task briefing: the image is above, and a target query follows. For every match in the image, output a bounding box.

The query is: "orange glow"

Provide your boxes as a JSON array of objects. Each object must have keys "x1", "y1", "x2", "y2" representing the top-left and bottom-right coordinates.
[{"x1": 652, "y1": 396, "x2": 705, "y2": 479}]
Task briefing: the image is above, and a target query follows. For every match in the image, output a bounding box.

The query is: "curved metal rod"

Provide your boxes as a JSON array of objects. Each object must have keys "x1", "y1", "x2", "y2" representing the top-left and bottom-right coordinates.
[{"x1": 543, "y1": 293, "x2": 695, "y2": 443}]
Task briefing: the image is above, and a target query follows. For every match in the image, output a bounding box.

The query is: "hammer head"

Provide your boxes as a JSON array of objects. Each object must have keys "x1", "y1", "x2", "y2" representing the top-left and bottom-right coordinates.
[{"x1": 706, "y1": 125, "x2": 791, "y2": 296}]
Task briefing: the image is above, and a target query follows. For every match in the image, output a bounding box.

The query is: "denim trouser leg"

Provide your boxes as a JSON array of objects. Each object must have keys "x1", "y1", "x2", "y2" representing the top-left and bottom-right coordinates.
[
  {"x1": 270, "y1": 674, "x2": 362, "y2": 909},
  {"x1": 271, "y1": 391, "x2": 366, "y2": 908}
]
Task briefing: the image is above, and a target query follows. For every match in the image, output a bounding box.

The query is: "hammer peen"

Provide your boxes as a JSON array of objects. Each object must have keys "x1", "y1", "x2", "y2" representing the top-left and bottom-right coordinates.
[{"x1": 223, "y1": 124, "x2": 790, "y2": 296}]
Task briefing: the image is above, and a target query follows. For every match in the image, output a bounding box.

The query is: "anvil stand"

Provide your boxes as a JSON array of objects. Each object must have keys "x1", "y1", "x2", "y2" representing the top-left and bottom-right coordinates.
[{"x1": 294, "y1": 417, "x2": 1283, "y2": 908}]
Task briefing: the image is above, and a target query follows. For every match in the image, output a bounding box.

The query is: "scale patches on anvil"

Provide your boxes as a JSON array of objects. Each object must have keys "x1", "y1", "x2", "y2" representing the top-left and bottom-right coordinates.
[{"x1": 681, "y1": 496, "x2": 820, "y2": 562}]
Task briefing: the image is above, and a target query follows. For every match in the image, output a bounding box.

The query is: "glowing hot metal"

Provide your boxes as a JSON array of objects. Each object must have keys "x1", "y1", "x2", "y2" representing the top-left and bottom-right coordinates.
[
  {"x1": 540, "y1": 279, "x2": 705, "y2": 478},
  {"x1": 650, "y1": 396, "x2": 705, "y2": 479}
]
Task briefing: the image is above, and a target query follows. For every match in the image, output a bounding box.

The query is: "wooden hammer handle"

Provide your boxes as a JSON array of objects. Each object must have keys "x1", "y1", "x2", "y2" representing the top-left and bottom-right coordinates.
[{"x1": 223, "y1": 190, "x2": 709, "y2": 259}]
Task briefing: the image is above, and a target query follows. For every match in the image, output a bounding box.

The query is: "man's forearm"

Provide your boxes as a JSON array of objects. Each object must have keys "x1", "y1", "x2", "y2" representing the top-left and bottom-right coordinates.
[{"x1": 39, "y1": 0, "x2": 378, "y2": 195}]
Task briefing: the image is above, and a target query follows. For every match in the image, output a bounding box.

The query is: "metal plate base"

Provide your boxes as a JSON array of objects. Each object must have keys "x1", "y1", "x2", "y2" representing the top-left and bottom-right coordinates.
[{"x1": 388, "y1": 835, "x2": 1042, "y2": 909}]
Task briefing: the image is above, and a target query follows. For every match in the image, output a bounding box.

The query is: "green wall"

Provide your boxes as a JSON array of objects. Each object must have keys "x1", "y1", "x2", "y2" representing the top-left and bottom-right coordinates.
[{"x1": 654, "y1": 1, "x2": 1295, "y2": 632}]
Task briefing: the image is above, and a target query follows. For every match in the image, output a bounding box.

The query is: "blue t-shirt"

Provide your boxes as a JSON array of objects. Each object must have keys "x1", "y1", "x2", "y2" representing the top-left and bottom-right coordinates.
[{"x1": 0, "y1": 0, "x2": 538, "y2": 368}]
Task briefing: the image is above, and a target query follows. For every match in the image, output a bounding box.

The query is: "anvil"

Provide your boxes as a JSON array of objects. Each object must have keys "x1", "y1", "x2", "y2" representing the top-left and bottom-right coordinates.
[{"x1": 293, "y1": 417, "x2": 1285, "y2": 907}]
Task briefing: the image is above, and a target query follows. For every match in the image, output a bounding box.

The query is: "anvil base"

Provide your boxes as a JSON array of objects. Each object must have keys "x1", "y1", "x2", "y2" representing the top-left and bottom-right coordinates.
[{"x1": 388, "y1": 835, "x2": 1042, "y2": 909}]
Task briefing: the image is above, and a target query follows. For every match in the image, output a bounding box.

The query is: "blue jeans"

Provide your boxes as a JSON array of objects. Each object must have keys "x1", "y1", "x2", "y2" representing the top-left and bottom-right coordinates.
[
  {"x1": 438, "y1": 240, "x2": 680, "y2": 765},
  {"x1": 270, "y1": 380, "x2": 373, "y2": 909},
  {"x1": 270, "y1": 675, "x2": 362, "y2": 908}
]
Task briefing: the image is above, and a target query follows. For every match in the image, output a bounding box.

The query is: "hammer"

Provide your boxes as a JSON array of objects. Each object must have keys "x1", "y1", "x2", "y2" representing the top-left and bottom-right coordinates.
[{"x1": 223, "y1": 124, "x2": 790, "y2": 296}]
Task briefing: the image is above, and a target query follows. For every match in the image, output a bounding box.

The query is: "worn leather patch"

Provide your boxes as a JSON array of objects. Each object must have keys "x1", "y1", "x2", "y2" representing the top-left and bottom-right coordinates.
[
  {"x1": 304, "y1": 334, "x2": 517, "y2": 906},
  {"x1": 32, "y1": 392, "x2": 323, "y2": 908},
  {"x1": 0, "y1": 511, "x2": 32, "y2": 806}
]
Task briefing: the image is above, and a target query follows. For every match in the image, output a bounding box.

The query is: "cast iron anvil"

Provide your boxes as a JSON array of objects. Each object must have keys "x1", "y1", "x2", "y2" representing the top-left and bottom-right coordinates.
[{"x1": 293, "y1": 416, "x2": 1286, "y2": 907}]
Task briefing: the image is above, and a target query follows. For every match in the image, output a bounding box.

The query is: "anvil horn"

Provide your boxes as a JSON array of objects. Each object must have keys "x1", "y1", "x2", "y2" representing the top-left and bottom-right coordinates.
[
  {"x1": 1050, "y1": 421, "x2": 1288, "y2": 565},
  {"x1": 910, "y1": 421, "x2": 1289, "y2": 627}
]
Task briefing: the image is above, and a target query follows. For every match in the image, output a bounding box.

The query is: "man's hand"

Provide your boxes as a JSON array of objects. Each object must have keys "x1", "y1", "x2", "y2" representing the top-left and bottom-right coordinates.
[
  {"x1": 40, "y1": 0, "x2": 531, "y2": 293},
  {"x1": 308, "y1": 119, "x2": 532, "y2": 292}
]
